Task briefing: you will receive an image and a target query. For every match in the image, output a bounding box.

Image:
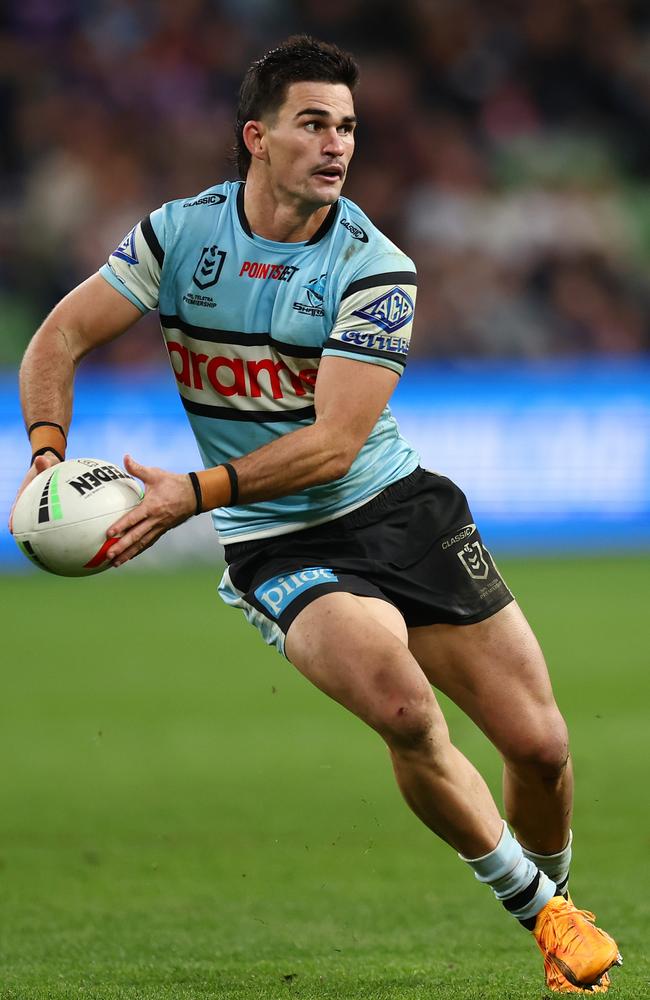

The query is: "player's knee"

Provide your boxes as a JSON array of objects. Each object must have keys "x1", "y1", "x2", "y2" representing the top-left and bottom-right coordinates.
[
  {"x1": 378, "y1": 688, "x2": 439, "y2": 752},
  {"x1": 504, "y1": 713, "x2": 570, "y2": 780}
]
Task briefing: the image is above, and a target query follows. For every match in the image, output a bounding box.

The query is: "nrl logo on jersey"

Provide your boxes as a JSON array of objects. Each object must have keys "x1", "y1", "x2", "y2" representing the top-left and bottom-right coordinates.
[
  {"x1": 112, "y1": 226, "x2": 139, "y2": 265},
  {"x1": 353, "y1": 286, "x2": 414, "y2": 334},
  {"x1": 193, "y1": 245, "x2": 227, "y2": 289},
  {"x1": 293, "y1": 274, "x2": 326, "y2": 317}
]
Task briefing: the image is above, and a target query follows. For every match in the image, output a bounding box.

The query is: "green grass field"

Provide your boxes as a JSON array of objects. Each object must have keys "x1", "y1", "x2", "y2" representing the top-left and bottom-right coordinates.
[{"x1": 0, "y1": 555, "x2": 647, "y2": 1000}]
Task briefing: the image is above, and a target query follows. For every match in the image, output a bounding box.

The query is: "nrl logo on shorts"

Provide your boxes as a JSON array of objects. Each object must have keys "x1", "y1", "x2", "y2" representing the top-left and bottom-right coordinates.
[
  {"x1": 353, "y1": 286, "x2": 414, "y2": 334},
  {"x1": 458, "y1": 541, "x2": 490, "y2": 580},
  {"x1": 193, "y1": 244, "x2": 227, "y2": 289}
]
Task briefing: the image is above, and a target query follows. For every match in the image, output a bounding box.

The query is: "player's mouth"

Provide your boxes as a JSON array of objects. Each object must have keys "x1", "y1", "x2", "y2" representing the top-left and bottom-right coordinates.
[{"x1": 312, "y1": 164, "x2": 345, "y2": 183}]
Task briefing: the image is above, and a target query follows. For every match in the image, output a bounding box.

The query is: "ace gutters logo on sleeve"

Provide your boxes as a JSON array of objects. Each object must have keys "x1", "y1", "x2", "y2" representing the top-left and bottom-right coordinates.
[{"x1": 353, "y1": 286, "x2": 414, "y2": 333}]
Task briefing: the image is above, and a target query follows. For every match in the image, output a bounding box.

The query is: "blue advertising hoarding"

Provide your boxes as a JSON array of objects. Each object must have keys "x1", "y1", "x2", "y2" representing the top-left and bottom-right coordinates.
[{"x1": 1, "y1": 358, "x2": 649, "y2": 568}]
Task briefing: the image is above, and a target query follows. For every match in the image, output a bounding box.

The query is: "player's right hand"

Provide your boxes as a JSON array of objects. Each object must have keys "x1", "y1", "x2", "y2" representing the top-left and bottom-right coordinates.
[{"x1": 8, "y1": 453, "x2": 61, "y2": 534}]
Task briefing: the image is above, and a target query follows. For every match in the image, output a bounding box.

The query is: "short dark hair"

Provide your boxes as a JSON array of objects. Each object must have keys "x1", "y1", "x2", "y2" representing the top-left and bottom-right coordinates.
[{"x1": 234, "y1": 35, "x2": 360, "y2": 179}]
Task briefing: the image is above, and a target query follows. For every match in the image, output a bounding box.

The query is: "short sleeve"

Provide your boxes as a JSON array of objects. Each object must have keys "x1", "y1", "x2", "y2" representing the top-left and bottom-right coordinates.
[
  {"x1": 324, "y1": 257, "x2": 417, "y2": 375},
  {"x1": 98, "y1": 208, "x2": 166, "y2": 312}
]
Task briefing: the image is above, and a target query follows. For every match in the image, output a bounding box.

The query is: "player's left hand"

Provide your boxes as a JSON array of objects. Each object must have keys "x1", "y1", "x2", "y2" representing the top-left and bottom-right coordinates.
[{"x1": 106, "y1": 454, "x2": 196, "y2": 566}]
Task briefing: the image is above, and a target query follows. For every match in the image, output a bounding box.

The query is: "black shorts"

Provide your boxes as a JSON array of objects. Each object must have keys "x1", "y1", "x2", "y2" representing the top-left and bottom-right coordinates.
[{"x1": 219, "y1": 467, "x2": 514, "y2": 656}]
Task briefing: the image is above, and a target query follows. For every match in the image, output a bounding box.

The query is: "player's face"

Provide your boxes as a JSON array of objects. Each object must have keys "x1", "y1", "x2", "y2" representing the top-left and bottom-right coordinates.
[{"x1": 263, "y1": 81, "x2": 356, "y2": 208}]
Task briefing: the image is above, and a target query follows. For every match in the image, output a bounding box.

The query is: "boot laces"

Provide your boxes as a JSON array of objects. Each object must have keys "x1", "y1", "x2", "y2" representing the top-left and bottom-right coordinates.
[{"x1": 544, "y1": 900, "x2": 597, "y2": 955}]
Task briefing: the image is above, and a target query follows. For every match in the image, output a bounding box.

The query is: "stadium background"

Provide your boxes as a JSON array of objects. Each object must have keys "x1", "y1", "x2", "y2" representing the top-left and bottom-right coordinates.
[
  {"x1": 0, "y1": 3, "x2": 648, "y2": 998},
  {"x1": 1, "y1": 0, "x2": 650, "y2": 562}
]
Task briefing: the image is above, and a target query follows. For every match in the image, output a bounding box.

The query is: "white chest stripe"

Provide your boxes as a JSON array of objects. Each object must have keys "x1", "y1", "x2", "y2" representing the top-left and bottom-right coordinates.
[{"x1": 162, "y1": 330, "x2": 321, "y2": 414}]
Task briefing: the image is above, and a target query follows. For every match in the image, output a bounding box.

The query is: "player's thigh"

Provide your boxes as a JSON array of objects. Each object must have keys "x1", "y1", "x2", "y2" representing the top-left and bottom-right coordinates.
[
  {"x1": 407, "y1": 601, "x2": 568, "y2": 764},
  {"x1": 285, "y1": 592, "x2": 439, "y2": 736}
]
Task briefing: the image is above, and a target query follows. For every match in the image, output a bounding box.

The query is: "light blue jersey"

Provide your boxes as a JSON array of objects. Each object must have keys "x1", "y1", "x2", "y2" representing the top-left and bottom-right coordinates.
[{"x1": 100, "y1": 181, "x2": 420, "y2": 542}]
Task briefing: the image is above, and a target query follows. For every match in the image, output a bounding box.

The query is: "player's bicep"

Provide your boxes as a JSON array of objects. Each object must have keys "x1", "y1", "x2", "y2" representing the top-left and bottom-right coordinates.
[
  {"x1": 324, "y1": 268, "x2": 417, "y2": 375},
  {"x1": 314, "y1": 355, "x2": 399, "y2": 457},
  {"x1": 43, "y1": 273, "x2": 146, "y2": 361}
]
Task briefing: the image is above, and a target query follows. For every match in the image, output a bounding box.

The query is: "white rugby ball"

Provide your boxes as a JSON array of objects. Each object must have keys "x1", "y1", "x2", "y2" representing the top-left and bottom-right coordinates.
[{"x1": 12, "y1": 458, "x2": 144, "y2": 577}]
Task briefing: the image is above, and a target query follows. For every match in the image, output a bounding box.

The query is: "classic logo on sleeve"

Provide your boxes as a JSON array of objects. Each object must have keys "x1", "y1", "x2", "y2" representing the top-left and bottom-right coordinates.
[
  {"x1": 112, "y1": 226, "x2": 139, "y2": 266},
  {"x1": 352, "y1": 286, "x2": 414, "y2": 334},
  {"x1": 183, "y1": 193, "x2": 227, "y2": 207},
  {"x1": 340, "y1": 219, "x2": 368, "y2": 242}
]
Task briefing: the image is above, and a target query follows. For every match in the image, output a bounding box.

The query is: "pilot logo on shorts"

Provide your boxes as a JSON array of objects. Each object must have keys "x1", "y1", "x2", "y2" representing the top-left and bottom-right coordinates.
[
  {"x1": 352, "y1": 286, "x2": 414, "y2": 334},
  {"x1": 458, "y1": 541, "x2": 490, "y2": 580},
  {"x1": 255, "y1": 567, "x2": 338, "y2": 618},
  {"x1": 193, "y1": 245, "x2": 227, "y2": 290}
]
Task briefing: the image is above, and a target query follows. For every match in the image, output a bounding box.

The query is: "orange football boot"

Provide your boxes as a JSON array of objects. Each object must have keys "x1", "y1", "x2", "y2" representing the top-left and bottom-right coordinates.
[
  {"x1": 534, "y1": 896, "x2": 622, "y2": 990},
  {"x1": 545, "y1": 963, "x2": 610, "y2": 994}
]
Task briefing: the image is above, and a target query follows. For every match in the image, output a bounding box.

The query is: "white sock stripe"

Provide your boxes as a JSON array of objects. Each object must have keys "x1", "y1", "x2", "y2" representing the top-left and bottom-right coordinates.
[{"x1": 520, "y1": 830, "x2": 572, "y2": 886}]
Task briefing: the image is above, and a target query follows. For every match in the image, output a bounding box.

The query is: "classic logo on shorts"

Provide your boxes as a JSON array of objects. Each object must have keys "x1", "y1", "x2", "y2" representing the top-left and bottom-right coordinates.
[
  {"x1": 458, "y1": 541, "x2": 490, "y2": 580},
  {"x1": 352, "y1": 286, "x2": 414, "y2": 334},
  {"x1": 441, "y1": 523, "x2": 476, "y2": 550},
  {"x1": 193, "y1": 245, "x2": 227, "y2": 289},
  {"x1": 112, "y1": 226, "x2": 139, "y2": 266},
  {"x1": 255, "y1": 567, "x2": 338, "y2": 618}
]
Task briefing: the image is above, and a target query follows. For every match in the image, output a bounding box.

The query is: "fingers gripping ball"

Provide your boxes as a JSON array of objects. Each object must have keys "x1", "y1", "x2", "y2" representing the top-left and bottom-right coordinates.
[{"x1": 12, "y1": 458, "x2": 144, "y2": 576}]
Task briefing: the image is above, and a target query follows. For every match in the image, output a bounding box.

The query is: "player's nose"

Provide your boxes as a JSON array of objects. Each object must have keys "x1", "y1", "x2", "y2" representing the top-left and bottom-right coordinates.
[{"x1": 322, "y1": 128, "x2": 346, "y2": 155}]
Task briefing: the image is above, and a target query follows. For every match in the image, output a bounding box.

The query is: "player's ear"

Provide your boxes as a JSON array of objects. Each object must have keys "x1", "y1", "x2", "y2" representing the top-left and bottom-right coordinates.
[{"x1": 242, "y1": 120, "x2": 267, "y2": 163}]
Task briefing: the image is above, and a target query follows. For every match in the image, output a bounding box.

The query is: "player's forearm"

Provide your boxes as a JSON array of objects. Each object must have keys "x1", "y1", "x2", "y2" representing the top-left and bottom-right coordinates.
[
  {"x1": 195, "y1": 418, "x2": 353, "y2": 511},
  {"x1": 20, "y1": 323, "x2": 77, "y2": 459}
]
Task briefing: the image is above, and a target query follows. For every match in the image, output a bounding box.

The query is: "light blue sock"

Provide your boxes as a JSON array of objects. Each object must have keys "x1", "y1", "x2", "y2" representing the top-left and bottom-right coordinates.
[{"x1": 460, "y1": 821, "x2": 556, "y2": 925}]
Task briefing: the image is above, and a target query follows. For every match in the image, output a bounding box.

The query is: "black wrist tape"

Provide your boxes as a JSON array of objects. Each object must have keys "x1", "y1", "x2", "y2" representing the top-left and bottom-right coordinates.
[
  {"x1": 28, "y1": 421, "x2": 67, "y2": 444},
  {"x1": 222, "y1": 462, "x2": 239, "y2": 505},
  {"x1": 31, "y1": 446, "x2": 64, "y2": 465},
  {"x1": 188, "y1": 471, "x2": 203, "y2": 515}
]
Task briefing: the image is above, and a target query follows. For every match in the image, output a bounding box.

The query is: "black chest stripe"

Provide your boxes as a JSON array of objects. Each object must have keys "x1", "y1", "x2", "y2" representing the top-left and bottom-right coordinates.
[
  {"x1": 181, "y1": 397, "x2": 316, "y2": 422},
  {"x1": 160, "y1": 315, "x2": 323, "y2": 358}
]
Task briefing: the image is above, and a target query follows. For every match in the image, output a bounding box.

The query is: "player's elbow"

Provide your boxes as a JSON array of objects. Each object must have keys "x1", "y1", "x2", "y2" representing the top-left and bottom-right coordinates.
[
  {"x1": 321, "y1": 435, "x2": 361, "y2": 482},
  {"x1": 326, "y1": 451, "x2": 355, "y2": 482},
  {"x1": 314, "y1": 418, "x2": 364, "y2": 483}
]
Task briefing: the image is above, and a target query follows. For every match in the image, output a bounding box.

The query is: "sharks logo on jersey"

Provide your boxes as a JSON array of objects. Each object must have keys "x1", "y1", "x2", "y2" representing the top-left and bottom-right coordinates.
[{"x1": 293, "y1": 273, "x2": 326, "y2": 316}]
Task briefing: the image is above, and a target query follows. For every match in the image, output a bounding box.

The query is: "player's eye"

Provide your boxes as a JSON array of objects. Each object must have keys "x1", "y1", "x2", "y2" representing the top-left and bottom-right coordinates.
[
  {"x1": 305, "y1": 121, "x2": 322, "y2": 132},
  {"x1": 338, "y1": 124, "x2": 354, "y2": 135}
]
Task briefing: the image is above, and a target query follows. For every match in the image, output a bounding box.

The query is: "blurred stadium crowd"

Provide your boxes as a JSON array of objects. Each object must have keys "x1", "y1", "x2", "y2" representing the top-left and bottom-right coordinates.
[{"x1": 1, "y1": 0, "x2": 649, "y2": 365}]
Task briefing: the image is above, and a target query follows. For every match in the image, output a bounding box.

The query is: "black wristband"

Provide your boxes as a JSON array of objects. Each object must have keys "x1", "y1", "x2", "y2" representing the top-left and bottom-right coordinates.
[
  {"x1": 222, "y1": 462, "x2": 239, "y2": 505},
  {"x1": 31, "y1": 446, "x2": 64, "y2": 465},
  {"x1": 28, "y1": 420, "x2": 67, "y2": 444},
  {"x1": 188, "y1": 471, "x2": 203, "y2": 515}
]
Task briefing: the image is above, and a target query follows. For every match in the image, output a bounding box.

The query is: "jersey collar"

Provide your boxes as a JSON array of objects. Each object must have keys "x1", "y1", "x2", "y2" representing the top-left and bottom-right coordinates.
[{"x1": 236, "y1": 182, "x2": 338, "y2": 247}]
